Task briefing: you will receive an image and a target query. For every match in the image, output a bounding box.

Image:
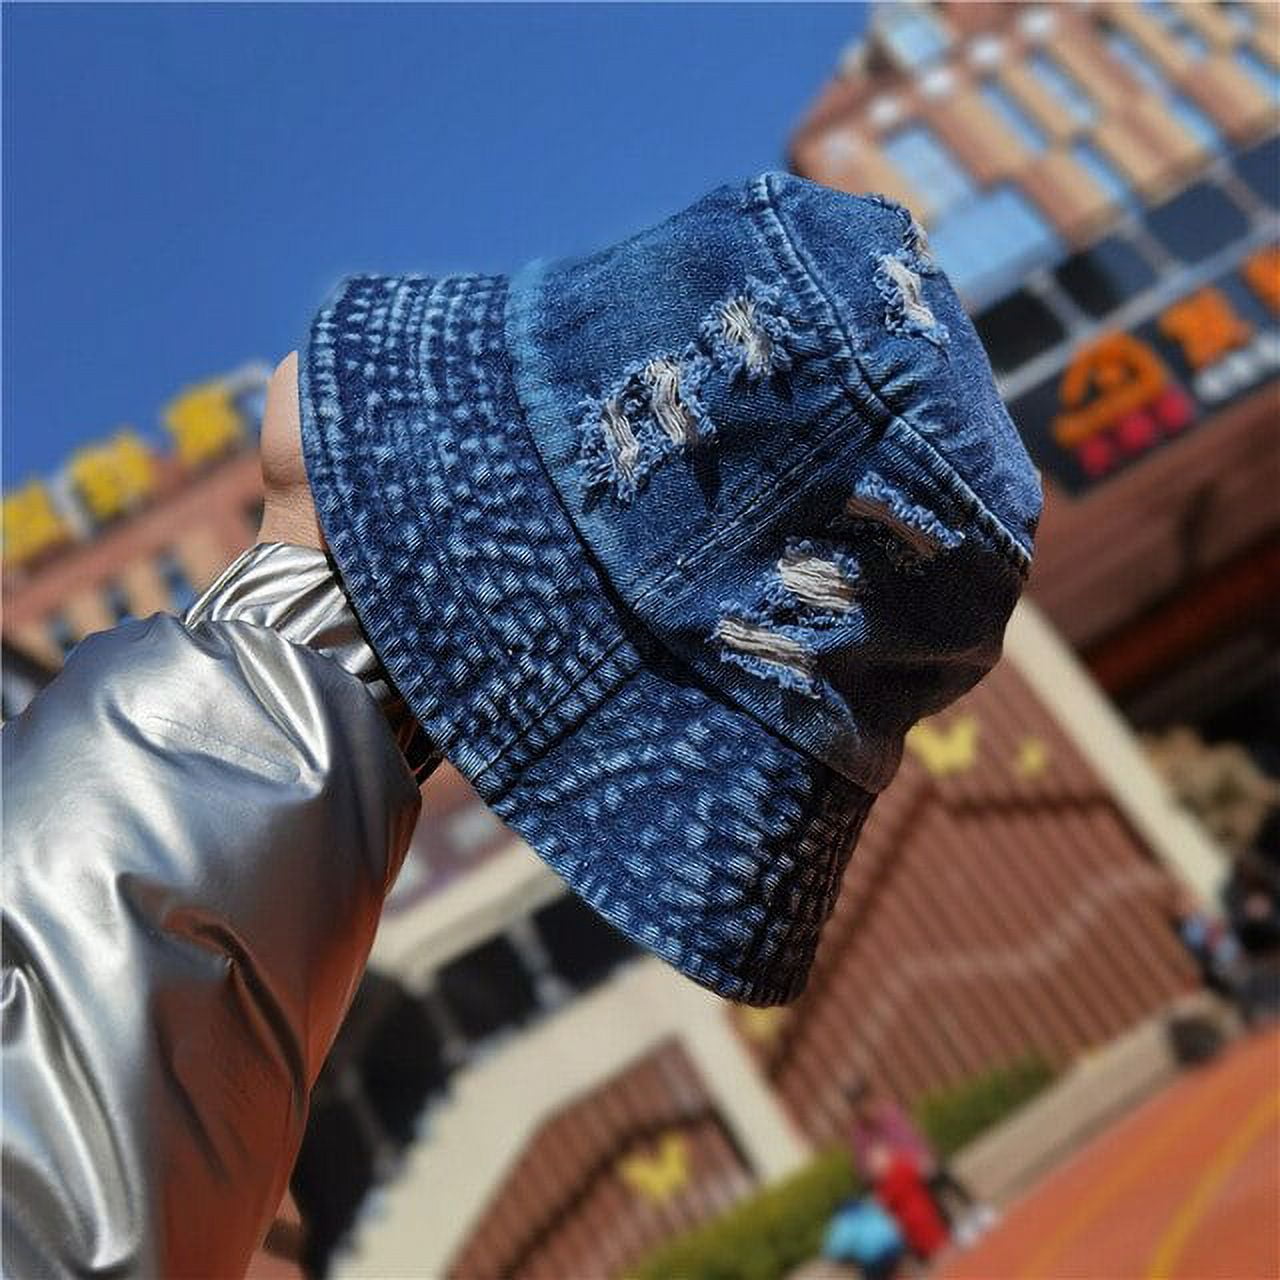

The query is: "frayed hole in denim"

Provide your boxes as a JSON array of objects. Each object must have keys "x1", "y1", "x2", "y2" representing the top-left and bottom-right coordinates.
[
  {"x1": 874, "y1": 252, "x2": 948, "y2": 347},
  {"x1": 716, "y1": 614, "x2": 814, "y2": 696},
  {"x1": 776, "y1": 548, "x2": 861, "y2": 611},
  {"x1": 720, "y1": 297, "x2": 776, "y2": 378},
  {"x1": 844, "y1": 473, "x2": 963, "y2": 564},
  {"x1": 701, "y1": 278, "x2": 796, "y2": 383},
  {"x1": 642, "y1": 358, "x2": 699, "y2": 445},
  {"x1": 715, "y1": 617, "x2": 814, "y2": 678},
  {"x1": 601, "y1": 399, "x2": 640, "y2": 483}
]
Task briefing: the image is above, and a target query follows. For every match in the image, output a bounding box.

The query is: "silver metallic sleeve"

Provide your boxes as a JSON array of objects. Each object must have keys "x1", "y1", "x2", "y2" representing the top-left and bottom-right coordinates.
[{"x1": 2, "y1": 552, "x2": 424, "y2": 1278}]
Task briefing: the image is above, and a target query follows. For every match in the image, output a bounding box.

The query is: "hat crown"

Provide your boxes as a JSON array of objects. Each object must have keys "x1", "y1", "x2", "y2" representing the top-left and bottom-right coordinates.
[{"x1": 506, "y1": 173, "x2": 1040, "y2": 792}]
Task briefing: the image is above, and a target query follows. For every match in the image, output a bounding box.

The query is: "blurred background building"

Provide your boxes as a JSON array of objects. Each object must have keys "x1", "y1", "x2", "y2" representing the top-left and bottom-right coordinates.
[{"x1": 2, "y1": 2, "x2": 1276, "y2": 1277}]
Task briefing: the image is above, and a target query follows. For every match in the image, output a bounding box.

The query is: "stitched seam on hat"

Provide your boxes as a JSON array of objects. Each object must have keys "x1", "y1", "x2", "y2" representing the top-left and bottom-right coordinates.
[
  {"x1": 748, "y1": 174, "x2": 1031, "y2": 576},
  {"x1": 301, "y1": 277, "x2": 524, "y2": 760}
]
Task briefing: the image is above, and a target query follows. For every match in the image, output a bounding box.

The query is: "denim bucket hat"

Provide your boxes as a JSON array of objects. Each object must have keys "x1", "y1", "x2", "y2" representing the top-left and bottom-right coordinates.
[{"x1": 300, "y1": 173, "x2": 1041, "y2": 1005}]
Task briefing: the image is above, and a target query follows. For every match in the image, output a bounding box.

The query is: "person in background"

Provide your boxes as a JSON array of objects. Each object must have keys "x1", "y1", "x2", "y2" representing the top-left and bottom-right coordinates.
[
  {"x1": 820, "y1": 1193, "x2": 906, "y2": 1280},
  {"x1": 1224, "y1": 849, "x2": 1280, "y2": 1024},
  {"x1": 1172, "y1": 883, "x2": 1247, "y2": 1002},
  {"x1": 845, "y1": 1080, "x2": 994, "y2": 1245},
  {"x1": 865, "y1": 1140, "x2": 948, "y2": 1266}
]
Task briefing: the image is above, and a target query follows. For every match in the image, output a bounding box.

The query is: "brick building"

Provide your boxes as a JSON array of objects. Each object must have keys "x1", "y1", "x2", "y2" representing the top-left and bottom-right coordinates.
[
  {"x1": 1, "y1": 5, "x2": 1273, "y2": 1275},
  {"x1": 790, "y1": 0, "x2": 1279, "y2": 731},
  {"x1": 2, "y1": 366, "x2": 270, "y2": 672}
]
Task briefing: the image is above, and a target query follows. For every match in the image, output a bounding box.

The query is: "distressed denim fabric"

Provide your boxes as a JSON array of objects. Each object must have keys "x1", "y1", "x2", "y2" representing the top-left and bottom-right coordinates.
[{"x1": 299, "y1": 172, "x2": 1041, "y2": 1005}]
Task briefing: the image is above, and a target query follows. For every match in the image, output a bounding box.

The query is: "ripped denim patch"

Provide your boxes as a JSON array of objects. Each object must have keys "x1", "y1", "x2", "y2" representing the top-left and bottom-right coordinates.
[
  {"x1": 580, "y1": 278, "x2": 798, "y2": 504},
  {"x1": 715, "y1": 538, "x2": 864, "y2": 703},
  {"x1": 579, "y1": 354, "x2": 715, "y2": 504},
  {"x1": 840, "y1": 471, "x2": 963, "y2": 571},
  {"x1": 874, "y1": 251, "x2": 948, "y2": 348},
  {"x1": 716, "y1": 471, "x2": 963, "y2": 700},
  {"x1": 698, "y1": 277, "x2": 796, "y2": 383}
]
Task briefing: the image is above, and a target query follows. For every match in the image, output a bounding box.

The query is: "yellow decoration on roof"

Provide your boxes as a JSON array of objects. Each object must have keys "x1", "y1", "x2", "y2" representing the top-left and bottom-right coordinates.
[
  {"x1": 906, "y1": 714, "x2": 979, "y2": 776},
  {"x1": 618, "y1": 1132, "x2": 690, "y2": 1204},
  {"x1": 1014, "y1": 737, "x2": 1050, "y2": 778},
  {"x1": 164, "y1": 380, "x2": 244, "y2": 467},
  {"x1": 2, "y1": 481, "x2": 68, "y2": 566},
  {"x1": 67, "y1": 430, "x2": 156, "y2": 522}
]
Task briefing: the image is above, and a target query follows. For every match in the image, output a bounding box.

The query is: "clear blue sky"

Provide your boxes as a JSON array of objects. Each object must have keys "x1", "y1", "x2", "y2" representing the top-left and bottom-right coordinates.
[{"x1": 2, "y1": 2, "x2": 865, "y2": 482}]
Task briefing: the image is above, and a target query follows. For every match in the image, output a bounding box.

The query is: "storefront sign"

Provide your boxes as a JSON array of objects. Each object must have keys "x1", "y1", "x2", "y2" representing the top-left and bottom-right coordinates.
[{"x1": 1009, "y1": 243, "x2": 1279, "y2": 493}]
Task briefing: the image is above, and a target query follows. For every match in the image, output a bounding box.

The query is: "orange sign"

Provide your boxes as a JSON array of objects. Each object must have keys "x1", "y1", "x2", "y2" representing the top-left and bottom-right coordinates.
[
  {"x1": 1242, "y1": 244, "x2": 1280, "y2": 314},
  {"x1": 1050, "y1": 334, "x2": 1169, "y2": 448},
  {"x1": 1157, "y1": 287, "x2": 1252, "y2": 370}
]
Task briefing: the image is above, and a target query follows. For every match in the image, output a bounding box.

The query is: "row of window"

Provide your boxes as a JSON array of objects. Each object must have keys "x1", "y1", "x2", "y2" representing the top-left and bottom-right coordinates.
[
  {"x1": 877, "y1": 1, "x2": 1275, "y2": 80},
  {"x1": 973, "y1": 133, "x2": 1278, "y2": 379},
  {"x1": 291, "y1": 891, "x2": 641, "y2": 1274},
  {"x1": 862, "y1": 14, "x2": 1279, "y2": 303},
  {"x1": 40, "y1": 551, "x2": 201, "y2": 659}
]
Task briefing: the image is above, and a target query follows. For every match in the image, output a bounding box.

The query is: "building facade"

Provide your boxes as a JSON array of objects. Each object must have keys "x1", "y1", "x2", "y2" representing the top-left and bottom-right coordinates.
[
  {"x1": 790, "y1": 0, "x2": 1279, "y2": 734},
  {"x1": 2, "y1": 365, "x2": 271, "y2": 673}
]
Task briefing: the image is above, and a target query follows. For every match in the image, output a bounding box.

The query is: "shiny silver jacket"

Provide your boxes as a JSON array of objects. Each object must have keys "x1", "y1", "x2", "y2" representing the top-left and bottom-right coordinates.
[{"x1": 2, "y1": 545, "x2": 432, "y2": 1278}]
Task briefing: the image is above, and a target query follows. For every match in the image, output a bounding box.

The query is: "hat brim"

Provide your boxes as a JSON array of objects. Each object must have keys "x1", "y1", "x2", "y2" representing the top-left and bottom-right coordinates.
[{"x1": 301, "y1": 272, "x2": 874, "y2": 1005}]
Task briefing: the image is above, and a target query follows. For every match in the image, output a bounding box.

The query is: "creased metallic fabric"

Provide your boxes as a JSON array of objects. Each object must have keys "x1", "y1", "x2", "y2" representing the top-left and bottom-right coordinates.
[
  {"x1": 2, "y1": 564, "x2": 422, "y2": 1277},
  {"x1": 187, "y1": 543, "x2": 438, "y2": 782}
]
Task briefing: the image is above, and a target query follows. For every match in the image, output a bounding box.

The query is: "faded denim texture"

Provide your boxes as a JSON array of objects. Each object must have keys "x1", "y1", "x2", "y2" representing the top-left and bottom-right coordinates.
[{"x1": 299, "y1": 173, "x2": 1042, "y2": 1005}]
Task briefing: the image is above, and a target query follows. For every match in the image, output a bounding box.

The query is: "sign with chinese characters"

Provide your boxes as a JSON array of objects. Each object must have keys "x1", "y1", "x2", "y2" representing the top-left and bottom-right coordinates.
[{"x1": 1009, "y1": 244, "x2": 1279, "y2": 494}]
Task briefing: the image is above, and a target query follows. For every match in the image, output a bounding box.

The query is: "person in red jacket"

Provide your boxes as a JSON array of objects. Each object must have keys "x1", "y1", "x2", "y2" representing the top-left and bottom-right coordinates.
[{"x1": 866, "y1": 1139, "x2": 950, "y2": 1262}]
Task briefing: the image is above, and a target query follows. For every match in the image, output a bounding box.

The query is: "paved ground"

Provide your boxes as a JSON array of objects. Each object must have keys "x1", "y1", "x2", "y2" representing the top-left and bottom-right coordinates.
[{"x1": 940, "y1": 1027, "x2": 1279, "y2": 1280}]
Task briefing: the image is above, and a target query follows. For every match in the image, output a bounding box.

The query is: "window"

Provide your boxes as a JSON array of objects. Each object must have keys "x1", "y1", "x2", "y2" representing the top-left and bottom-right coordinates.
[
  {"x1": 533, "y1": 894, "x2": 638, "y2": 991},
  {"x1": 973, "y1": 290, "x2": 1066, "y2": 375},
  {"x1": 1029, "y1": 52, "x2": 1097, "y2": 125},
  {"x1": 358, "y1": 988, "x2": 447, "y2": 1144},
  {"x1": 1167, "y1": 95, "x2": 1222, "y2": 151},
  {"x1": 1073, "y1": 141, "x2": 1133, "y2": 207},
  {"x1": 881, "y1": 124, "x2": 973, "y2": 216},
  {"x1": 290, "y1": 1098, "x2": 376, "y2": 1276},
  {"x1": 927, "y1": 185, "x2": 1063, "y2": 302},
  {"x1": 1141, "y1": 1, "x2": 1210, "y2": 59},
  {"x1": 981, "y1": 80, "x2": 1047, "y2": 152},
  {"x1": 1218, "y1": 1, "x2": 1255, "y2": 37},
  {"x1": 436, "y1": 936, "x2": 538, "y2": 1043},
  {"x1": 49, "y1": 614, "x2": 77, "y2": 658},
  {"x1": 1105, "y1": 26, "x2": 1165, "y2": 89},
  {"x1": 1105, "y1": 28, "x2": 1221, "y2": 149},
  {"x1": 877, "y1": 3, "x2": 951, "y2": 70},
  {"x1": 1054, "y1": 235, "x2": 1158, "y2": 318},
  {"x1": 1145, "y1": 181, "x2": 1250, "y2": 262},
  {"x1": 1234, "y1": 133, "x2": 1279, "y2": 207},
  {"x1": 1236, "y1": 46, "x2": 1280, "y2": 101},
  {"x1": 105, "y1": 581, "x2": 133, "y2": 624}
]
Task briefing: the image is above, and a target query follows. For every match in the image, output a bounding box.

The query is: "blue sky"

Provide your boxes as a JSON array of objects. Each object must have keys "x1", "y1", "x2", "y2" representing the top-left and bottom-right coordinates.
[{"x1": 2, "y1": 3, "x2": 865, "y2": 482}]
